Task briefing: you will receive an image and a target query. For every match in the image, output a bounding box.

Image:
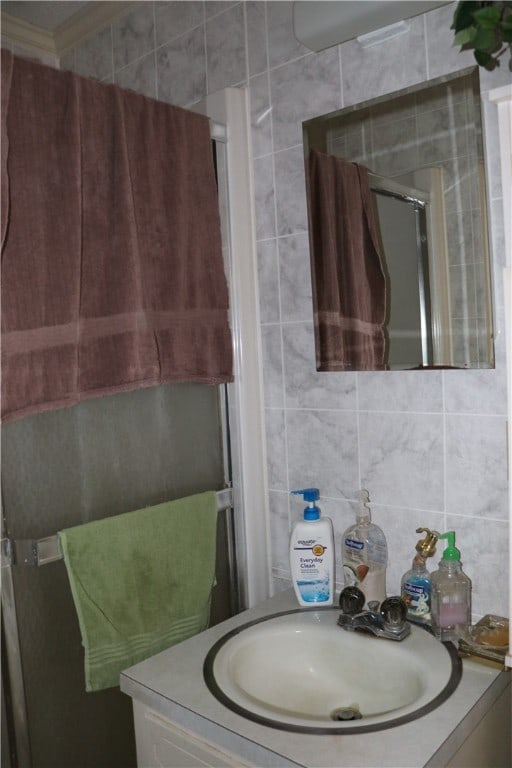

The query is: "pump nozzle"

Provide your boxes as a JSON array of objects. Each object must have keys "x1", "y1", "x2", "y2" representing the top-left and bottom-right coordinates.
[
  {"x1": 356, "y1": 489, "x2": 371, "y2": 521},
  {"x1": 357, "y1": 489, "x2": 370, "y2": 505},
  {"x1": 291, "y1": 488, "x2": 320, "y2": 521},
  {"x1": 291, "y1": 488, "x2": 319, "y2": 503},
  {"x1": 439, "y1": 531, "x2": 461, "y2": 561},
  {"x1": 415, "y1": 527, "x2": 440, "y2": 558}
]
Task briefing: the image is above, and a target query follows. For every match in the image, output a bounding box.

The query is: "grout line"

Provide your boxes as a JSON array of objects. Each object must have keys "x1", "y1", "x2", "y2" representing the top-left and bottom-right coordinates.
[
  {"x1": 338, "y1": 41, "x2": 343, "y2": 109},
  {"x1": 203, "y1": 2, "x2": 209, "y2": 96},
  {"x1": 152, "y1": 1, "x2": 158, "y2": 100},
  {"x1": 242, "y1": 0, "x2": 249, "y2": 89},
  {"x1": 423, "y1": 13, "x2": 430, "y2": 83},
  {"x1": 266, "y1": 402, "x2": 507, "y2": 418},
  {"x1": 355, "y1": 372, "x2": 362, "y2": 490}
]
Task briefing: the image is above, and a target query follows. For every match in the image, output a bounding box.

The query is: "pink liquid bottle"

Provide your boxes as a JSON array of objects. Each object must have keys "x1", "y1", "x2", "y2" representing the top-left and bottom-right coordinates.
[{"x1": 431, "y1": 531, "x2": 471, "y2": 642}]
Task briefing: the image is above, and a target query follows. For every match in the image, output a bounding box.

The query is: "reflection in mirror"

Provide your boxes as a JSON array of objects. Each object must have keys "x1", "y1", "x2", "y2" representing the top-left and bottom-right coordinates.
[{"x1": 304, "y1": 68, "x2": 494, "y2": 371}]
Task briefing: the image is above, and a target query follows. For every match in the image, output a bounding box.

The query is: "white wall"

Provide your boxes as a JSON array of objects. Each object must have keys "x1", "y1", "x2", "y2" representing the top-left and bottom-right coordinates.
[{"x1": 12, "y1": 0, "x2": 510, "y2": 619}]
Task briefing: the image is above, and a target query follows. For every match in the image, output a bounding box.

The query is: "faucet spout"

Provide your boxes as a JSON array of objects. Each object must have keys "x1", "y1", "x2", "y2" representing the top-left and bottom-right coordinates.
[{"x1": 337, "y1": 589, "x2": 411, "y2": 641}]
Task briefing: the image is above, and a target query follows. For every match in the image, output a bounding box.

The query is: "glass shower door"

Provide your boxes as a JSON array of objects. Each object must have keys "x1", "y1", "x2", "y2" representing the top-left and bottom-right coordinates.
[{"x1": 1, "y1": 382, "x2": 232, "y2": 768}]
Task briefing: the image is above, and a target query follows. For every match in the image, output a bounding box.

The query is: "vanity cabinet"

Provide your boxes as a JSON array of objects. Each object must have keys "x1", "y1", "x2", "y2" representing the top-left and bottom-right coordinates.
[
  {"x1": 121, "y1": 590, "x2": 511, "y2": 768},
  {"x1": 132, "y1": 701, "x2": 252, "y2": 768},
  {"x1": 130, "y1": 683, "x2": 510, "y2": 768}
]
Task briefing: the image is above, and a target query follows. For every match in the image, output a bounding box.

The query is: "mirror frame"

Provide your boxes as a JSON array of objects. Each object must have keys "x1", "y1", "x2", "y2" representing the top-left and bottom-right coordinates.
[{"x1": 303, "y1": 67, "x2": 495, "y2": 372}]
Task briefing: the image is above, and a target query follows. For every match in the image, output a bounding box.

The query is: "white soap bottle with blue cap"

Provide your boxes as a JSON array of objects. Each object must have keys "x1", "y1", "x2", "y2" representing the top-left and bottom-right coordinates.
[{"x1": 289, "y1": 488, "x2": 334, "y2": 606}]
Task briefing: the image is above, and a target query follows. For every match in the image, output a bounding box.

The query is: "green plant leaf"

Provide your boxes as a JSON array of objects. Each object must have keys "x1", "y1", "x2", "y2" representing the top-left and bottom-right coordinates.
[
  {"x1": 473, "y1": 5, "x2": 502, "y2": 29},
  {"x1": 451, "y1": 1, "x2": 480, "y2": 32},
  {"x1": 452, "y1": 1, "x2": 512, "y2": 71},
  {"x1": 474, "y1": 48, "x2": 495, "y2": 68},
  {"x1": 454, "y1": 26, "x2": 477, "y2": 45},
  {"x1": 474, "y1": 48, "x2": 490, "y2": 65},
  {"x1": 473, "y1": 26, "x2": 499, "y2": 49}
]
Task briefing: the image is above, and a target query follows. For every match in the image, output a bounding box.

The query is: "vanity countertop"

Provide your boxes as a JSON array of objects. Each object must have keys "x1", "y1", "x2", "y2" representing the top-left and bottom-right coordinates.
[{"x1": 121, "y1": 590, "x2": 510, "y2": 768}]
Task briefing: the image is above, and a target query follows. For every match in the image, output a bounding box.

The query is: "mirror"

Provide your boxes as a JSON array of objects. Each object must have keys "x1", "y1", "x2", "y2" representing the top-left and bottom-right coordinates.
[{"x1": 304, "y1": 68, "x2": 494, "y2": 371}]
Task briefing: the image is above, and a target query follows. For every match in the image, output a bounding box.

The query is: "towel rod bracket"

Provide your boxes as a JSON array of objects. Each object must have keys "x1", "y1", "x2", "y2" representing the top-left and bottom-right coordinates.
[
  {"x1": 1, "y1": 536, "x2": 62, "y2": 567},
  {"x1": 35, "y1": 536, "x2": 63, "y2": 566},
  {"x1": 1, "y1": 538, "x2": 37, "y2": 567},
  {"x1": 1, "y1": 537, "x2": 14, "y2": 568}
]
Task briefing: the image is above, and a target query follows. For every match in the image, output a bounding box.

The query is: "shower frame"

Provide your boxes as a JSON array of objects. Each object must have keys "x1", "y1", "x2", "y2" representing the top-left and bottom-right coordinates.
[{"x1": 199, "y1": 87, "x2": 272, "y2": 612}]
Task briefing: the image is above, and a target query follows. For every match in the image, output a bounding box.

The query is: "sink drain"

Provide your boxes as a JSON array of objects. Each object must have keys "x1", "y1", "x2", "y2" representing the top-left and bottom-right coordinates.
[{"x1": 330, "y1": 705, "x2": 363, "y2": 721}]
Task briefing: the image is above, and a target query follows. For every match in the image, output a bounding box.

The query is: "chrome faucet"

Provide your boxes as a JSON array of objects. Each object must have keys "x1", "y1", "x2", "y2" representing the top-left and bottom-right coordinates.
[{"x1": 337, "y1": 587, "x2": 411, "y2": 641}]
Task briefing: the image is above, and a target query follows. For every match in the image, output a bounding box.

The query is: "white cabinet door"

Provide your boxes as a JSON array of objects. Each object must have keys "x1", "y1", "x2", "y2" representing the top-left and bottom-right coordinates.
[{"x1": 133, "y1": 701, "x2": 253, "y2": 768}]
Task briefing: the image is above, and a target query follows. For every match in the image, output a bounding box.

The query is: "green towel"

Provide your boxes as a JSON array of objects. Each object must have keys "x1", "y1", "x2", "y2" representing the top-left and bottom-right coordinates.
[{"x1": 59, "y1": 491, "x2": 218, "y2": 692}]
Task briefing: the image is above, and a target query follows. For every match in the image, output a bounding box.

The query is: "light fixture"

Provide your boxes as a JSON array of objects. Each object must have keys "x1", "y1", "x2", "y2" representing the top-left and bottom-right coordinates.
[{"x1": 293, "y1": 1, "x2": 450, "y2": 53}]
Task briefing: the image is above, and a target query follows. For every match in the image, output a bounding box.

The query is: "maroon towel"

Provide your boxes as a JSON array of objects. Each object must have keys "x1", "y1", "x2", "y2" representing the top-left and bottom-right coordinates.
[
  {"x1": 1, "y1": 51, "x2": 233, "y2": 423},
  {"x1": 307, "y1": 149, "x2": 388, "y2": 370}
]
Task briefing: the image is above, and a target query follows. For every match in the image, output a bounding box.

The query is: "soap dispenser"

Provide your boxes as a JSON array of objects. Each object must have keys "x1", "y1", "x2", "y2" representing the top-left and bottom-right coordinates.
[
  {"x1": 401, "y1": 527, "x2": 439, "y2": 624},
  {"x1": 430, "y1": 531, "x2": 472, "y2": 642},
  {"x1": 289, "y1": 488, "x2": 334, "y2": 606},
  {"x1": 342, "y1": 489, "x2": 387, "y2": 607}
]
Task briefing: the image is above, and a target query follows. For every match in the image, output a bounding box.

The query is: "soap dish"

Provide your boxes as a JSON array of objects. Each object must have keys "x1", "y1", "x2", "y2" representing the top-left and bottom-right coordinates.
[{"x1": 459, "y1": 614, "x2": 509, "y2": 664}]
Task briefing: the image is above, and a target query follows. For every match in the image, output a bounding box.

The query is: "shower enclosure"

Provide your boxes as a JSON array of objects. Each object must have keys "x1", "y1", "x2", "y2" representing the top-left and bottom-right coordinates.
[
  {"x1": 1, "y1": 121, "x2": 243, "y2": 768},
  {"x1": 1, "y1": 66, "x2": 270, "y2": 765},
  {"x1": 1, "y1": 382, "x2": 234, "y2": 768}
]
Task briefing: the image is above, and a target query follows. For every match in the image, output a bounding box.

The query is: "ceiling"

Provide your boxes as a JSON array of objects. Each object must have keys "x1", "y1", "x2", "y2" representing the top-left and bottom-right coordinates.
[
  {"x1": 1, "y1": 1, "x2": 134, "y2": 55},
  {"x1": 1, "y1": 1, "x2": 92, "y2": 31}
]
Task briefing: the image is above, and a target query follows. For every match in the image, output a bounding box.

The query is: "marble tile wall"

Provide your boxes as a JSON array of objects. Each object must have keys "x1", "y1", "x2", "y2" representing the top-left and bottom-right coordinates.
[{"x1": 56, "y1": 1, "x2": 510, "y2": 619}]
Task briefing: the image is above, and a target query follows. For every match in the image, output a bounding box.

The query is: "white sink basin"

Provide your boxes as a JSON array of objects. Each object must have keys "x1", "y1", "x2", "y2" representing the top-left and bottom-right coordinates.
[{"x1": 204, "y1": 608, "x2": 461, "y2": 733}]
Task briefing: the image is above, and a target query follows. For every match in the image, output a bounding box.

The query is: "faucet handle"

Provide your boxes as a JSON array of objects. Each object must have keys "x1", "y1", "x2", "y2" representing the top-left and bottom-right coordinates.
[
  {"x1": 339, "y1": 586, "x2": 365, "y2": 615},
  {"x1": 380, "y1": 596, "x2": 407, "y2": 631}
]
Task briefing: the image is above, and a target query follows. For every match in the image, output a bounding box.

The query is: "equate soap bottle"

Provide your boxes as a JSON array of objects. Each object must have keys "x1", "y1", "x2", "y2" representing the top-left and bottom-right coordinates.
[
  {"x1": 342, "y1": 489, "x2": 387, "y2": 607},
  {"x1": 289, "y1": 488, "x2": 334, "y2": 606}
]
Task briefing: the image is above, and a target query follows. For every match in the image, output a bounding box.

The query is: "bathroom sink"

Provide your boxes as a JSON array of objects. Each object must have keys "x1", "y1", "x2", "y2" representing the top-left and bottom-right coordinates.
[{"x1": 204, "y1": 608, "x2": 461, "y2": 734}]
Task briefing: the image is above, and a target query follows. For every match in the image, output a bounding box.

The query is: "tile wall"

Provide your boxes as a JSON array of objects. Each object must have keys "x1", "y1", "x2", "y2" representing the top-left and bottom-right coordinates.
[{"x1": 8, "y1": 1, "x2": 510, "y2": 619}]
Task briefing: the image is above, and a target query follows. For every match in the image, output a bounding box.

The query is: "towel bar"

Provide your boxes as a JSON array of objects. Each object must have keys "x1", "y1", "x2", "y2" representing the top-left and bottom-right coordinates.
[{"x1": 1, "y1": 488, "x2": 233, "y2": 568}]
